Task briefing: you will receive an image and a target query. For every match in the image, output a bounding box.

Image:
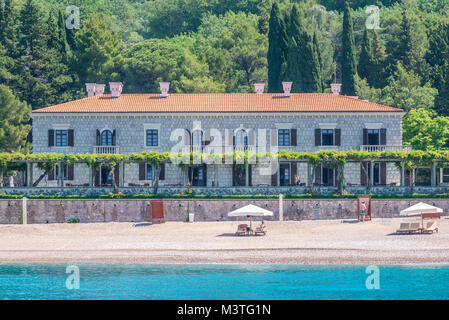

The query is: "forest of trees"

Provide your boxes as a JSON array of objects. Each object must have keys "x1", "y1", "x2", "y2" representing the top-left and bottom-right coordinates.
[{"x1": 0, "y1": 0, "x2": 449, "y2": 153}]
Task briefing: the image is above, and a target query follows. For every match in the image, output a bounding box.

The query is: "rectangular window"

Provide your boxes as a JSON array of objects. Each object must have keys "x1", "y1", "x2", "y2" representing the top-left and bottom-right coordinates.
[
  {"x1": 367, "y1": 129, "x2": 380, "y2": 145},
  {"x1": 55, "y1": 165, "x2": 68, "y2": 180},
  {"x1": 322, "y1": 129, "x2": 334, "y2": 146},
  {"x1": 146, "y1": 164, "x2": 153, "y2": 181},
  {"x1": 280, "y1": 163, "x2": 291, "y2": 186},
  {"x1": 322, "y1": 167, "x2": 335, "y2": 186},
  {"x1": 278, "y1": 129, "x2": 290, "y2": 146},
  {"x1": 55, "y1": 130, "x2": 68, "y2": 146},
  {"x1": 146, "y1": 129, "x2": 158, "y2": 146},
  {"x1": 443, "y1": 168, "x2": 449, "y2": 183}
]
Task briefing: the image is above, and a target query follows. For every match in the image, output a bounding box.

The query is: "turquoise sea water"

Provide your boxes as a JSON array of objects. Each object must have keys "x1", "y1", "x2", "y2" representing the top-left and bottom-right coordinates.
[{"x1": 0, "y1": 264, "x2": 448, "y2": 300}]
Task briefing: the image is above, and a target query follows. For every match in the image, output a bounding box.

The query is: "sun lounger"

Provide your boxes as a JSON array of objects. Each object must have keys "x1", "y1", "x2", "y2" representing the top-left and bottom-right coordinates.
[
  {"x1": 396, "y1": 222, "x2": 421, "y2": 234},
  {"x1": 254, "y1": 226, "x2": 267, "y2": 236},
  {"x1": 236, "y1": 224, "x2": 248, "y2": 236},
  {"x1": 422, "y1": 221, "x2": 438, "y2": 234},
  {"x1": 396, "y1": 223, "x2": 411, "y2": 233}
]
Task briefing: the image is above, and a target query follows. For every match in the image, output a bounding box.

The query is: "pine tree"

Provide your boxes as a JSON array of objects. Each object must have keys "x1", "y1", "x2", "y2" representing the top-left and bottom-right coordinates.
[
  {"x1": 267, "y1": 2, "x2": 288, "y2": 93},
  {"x1": 0, "y1": 85, "x2": 31, "y2": 152},
  {"x1": 341, "y1": 2, "x2": 357, "y2": 96},
  {"x1": 358, "y1": 28, "x2": 375, "y2": 85},
  {"x1": 0, "y1": 0, "x2": 18, "y2": 58}
]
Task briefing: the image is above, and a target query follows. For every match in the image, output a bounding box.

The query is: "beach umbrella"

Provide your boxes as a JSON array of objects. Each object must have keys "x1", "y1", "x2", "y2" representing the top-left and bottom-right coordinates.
[
  {"x1": 227, "y1": 204, "x2": 273, "y2": 228},
  {"x1": 400, "y1": 202, "x2": 443, "y2": 228},
  {"x1": 400, "y1": 203, "x2": 442, "y2": 217}
]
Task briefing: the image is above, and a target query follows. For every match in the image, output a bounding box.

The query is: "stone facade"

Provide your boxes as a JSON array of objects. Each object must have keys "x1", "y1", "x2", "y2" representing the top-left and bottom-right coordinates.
[
  {"x1": 30, "y1": 112, "x2": 404, "y2": 188},
  {"x1": 1, "y1": 198, "x2": 448, "y2": 224}
]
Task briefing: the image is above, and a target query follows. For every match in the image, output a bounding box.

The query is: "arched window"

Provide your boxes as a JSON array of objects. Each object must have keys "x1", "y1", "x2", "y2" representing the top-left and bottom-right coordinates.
[
  {"x1": 235, "y1": 129, "x2": 248, "y2": 146},
  {"x1": 101, "y1": 130, "x2": 113, "y2": 146},
  {"x1": 192, "y1": 130, "x2": 203, "y2": 146}
]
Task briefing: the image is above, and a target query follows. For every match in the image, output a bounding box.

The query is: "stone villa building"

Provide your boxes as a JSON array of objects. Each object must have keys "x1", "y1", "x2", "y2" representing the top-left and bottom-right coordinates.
[{"x1": 30, "y1": 82, "x2": 415, "y2": 191}]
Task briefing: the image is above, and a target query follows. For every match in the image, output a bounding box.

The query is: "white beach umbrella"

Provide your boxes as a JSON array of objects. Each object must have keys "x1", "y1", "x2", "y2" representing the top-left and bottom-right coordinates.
[
  {"x1": 400, "y1": 202, "x2": 443, "y2": 217},
  {"x1": 228, "y1": 204, "x2": 273, "y2": 228}
]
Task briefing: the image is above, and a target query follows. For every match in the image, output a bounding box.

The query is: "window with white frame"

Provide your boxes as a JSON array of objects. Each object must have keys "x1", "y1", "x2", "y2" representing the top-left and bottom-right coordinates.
[{"x1": 146, "y1": 129, "x2": 158, "y2": 147}]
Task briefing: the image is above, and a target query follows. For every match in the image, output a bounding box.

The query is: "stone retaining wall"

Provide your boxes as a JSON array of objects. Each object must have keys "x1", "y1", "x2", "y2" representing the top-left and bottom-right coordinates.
[{"x1": 1, "y1": 198, "x2": 448, "y2": 224}]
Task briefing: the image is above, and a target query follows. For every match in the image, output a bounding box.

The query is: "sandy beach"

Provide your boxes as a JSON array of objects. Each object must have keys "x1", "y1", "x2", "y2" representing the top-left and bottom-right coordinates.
[{"x1": 0, "y1": 218, "x2": 449, "y2": 265}]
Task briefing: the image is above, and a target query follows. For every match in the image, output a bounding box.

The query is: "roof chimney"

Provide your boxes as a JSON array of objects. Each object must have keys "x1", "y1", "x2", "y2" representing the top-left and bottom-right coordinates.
[
  {"x1": 282, "y1": 82, "x2": 292, "y2": 97},
  {"x1": 159, "y1": 82, "x2": 170, "y2": 98},
  {"x1": 109, "y1": 82, "x2": 123, "y2": 98},
  {"x1": 86, "y1": 83, "x2": 96, "y2": 97},
  {"x1": 254, "y1": 83, "x2": 265, "y2": 94},
  {"x1": 95, "y1": 84, "x2": 106, "y2": 96},
  {"x1": 331, "y1": 83, "x2": 342, "y2": 95}
]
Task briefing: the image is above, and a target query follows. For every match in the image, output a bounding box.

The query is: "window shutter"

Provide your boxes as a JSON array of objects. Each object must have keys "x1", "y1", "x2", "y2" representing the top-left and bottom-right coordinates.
[
  {"x1": 139, "y1": 162, "x2": 146, "y2": 180},
  {"x1": 335, "y1": 129, "x2": 341, "y2": 146},
  {"x1": 203, "y1": 164, "x2": 207, "y2": 186},
  {"x1": 380, "y1": 162, "x2": 387, "y2": 185},
  {"x1": 114, "y1": 164, "x2": 120, "y2": 186},
  {"x1": 363, "y1": 129, "x2": 368, "y2": 145},
  {"x1": 315, "y1": 165, "x2": 321, "y2": 185},
  {"x1": 96, "y1": 130, "x2": 101, "y2": 145},
  {"x1": 184, "y1": 129, "x2": 191, "y2": 146},
  {"x1": 204, "y1": 130, "x2": 211, "y2": 146},
  {"x1": 48, "y1": 130, "x2": 54, "y2": 147},
  {"x1": 248, "y1": 130, "x2": 256, "y2": 147},
  {"x1": 271, "y1": 171, "x2": 277, "y2": 186},
  {"x1": 48, "y1": 167, "x2": 55, "y2": 181},
  {"x1": 290, "y1": 129, "x2": 297, "y2": 146},
  {"x1": 291, "y1": 162, "x2": 297, "y2": 185},
  {"x1": 315, "y1": 129, "x2": 321, "y2": 146},
  {"x1": 271, "y1": 129, "x2": 278, "y2": 148},
  {"x1": 67, "y1": 165, "x2": 74, "y2": 181},
  {"x1": 94, "y1": 169, "x2": 100, "y2": 187},
  {"x1": 380, "y1": 128, "x2": 387, "y2": 146},
  {"x1": 248, "y1": 165, "x2": 252, "y2": 186},
  {"x1": 159, "y1": 163, "x2": 165, "y2": 180},
  {"x1": 68, "y1": 129, "x2": 74, "y2": 147},
  {"x1": 361, "y1": 162, "x2": 368, "y2": 186},
  {"x1": 112, "y1": 130, "x2": 116, "y2": 146}
]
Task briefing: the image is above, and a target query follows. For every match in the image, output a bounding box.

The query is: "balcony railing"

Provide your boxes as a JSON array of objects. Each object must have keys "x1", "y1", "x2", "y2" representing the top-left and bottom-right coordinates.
[
  {"x1": 360, "y1": 145, "x2": 412, "y2": 152},
  {"x1": 234, "y1": 145, "x2": 256, "y2": 152},
  {"x1": 93, "y1": 146, "x2": 120, "y2": 154}
]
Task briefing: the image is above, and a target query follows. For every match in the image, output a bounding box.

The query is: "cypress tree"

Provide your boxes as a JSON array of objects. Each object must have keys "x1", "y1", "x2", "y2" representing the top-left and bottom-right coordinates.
[
  {"x1": 341, "y1": 2, "x2": 357, "y2": 96},
  {"x1": 434, "y1": 64, "x2": 449, "y2": 116},
  {"x1": 267, "y1": 2, "x2": 288, "y2": 93},
  {"x1": 358, "y1": 28, "x2": 375, "y2": 85},
  {"x1": 285, "y1": 5, "x2": 322, "y2": 93},
  {"x1": 312, "y1": 32, "x2": 323, "y2": 93},
  {"x1": 371, "y1": 29, "x2": 387, "y2": 88},
  {"x1": 397, "y1": 10, "x2": 413, "y2": 71},
  {"x1": 57, "y1": 9, "x2": 71, "y2": 62}
]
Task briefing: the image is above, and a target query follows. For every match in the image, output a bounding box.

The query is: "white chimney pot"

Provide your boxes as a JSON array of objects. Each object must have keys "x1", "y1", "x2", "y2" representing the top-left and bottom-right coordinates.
[
  {"x1": 109, "y1": 82, "x2": 123, "y2": 98},
  {"x1": 95, "y1": 84, "x2": 106, "y2": 96},
  {"x1": 282, "y1": 82, "x2": 293, "y2": 97},
  {"x1": 254, "y1": 83, "x2": 265, "y2": 94},
  {"x1": 331, "y1": 83, "x2": 342, "y2": 95},
  {"x1": 159, "y1": 82, "x2": 170, "y2": 98},
  {"x1": 86, "y1": 83, "x2": 96, "y2": 97}
]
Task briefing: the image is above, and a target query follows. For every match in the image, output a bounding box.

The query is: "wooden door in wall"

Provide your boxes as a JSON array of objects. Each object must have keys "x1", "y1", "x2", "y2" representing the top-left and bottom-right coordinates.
[{"x1": 150, "y1": 199, "x2": 165, "y2": 224}]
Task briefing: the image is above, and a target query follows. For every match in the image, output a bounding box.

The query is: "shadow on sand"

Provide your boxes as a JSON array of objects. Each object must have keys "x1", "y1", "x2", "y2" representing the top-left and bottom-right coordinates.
[{"x1": 133, "y1": 223, "x2": 152, "y2": 227}]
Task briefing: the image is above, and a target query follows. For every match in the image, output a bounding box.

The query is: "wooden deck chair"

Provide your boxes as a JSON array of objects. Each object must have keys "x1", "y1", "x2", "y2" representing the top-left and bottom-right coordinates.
[
  {"x1": 396, "y1": 222, "x2": 411, "y2": 234},
  {"x1": 423, "y1": 221, "x2": 438, "y2": 234},
  {"x1": 236, "y1": 224, "x2": 248, "y2": 236}
]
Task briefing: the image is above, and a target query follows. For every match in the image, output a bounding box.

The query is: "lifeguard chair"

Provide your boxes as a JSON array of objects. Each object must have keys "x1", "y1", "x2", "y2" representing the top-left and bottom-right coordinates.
[{"x1": 357, "y1": 196, "x2": 372, "y2": 221}]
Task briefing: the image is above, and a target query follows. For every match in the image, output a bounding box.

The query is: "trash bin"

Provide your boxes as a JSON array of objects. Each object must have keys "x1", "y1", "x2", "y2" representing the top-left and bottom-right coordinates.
[{"x1": 188, "y1": 213, "x2": 195, "y2": 222}]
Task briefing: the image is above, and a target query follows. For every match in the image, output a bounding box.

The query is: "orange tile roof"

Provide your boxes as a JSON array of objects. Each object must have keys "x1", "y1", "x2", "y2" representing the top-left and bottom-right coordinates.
[{"x1": 32, "y1": 93, "x2": 403, "y2": 114}]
